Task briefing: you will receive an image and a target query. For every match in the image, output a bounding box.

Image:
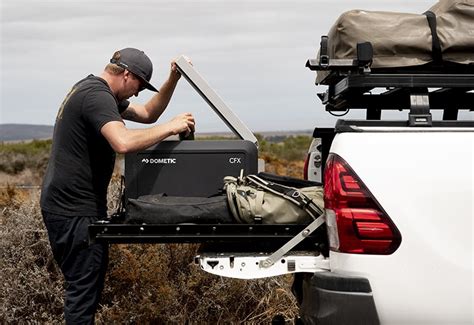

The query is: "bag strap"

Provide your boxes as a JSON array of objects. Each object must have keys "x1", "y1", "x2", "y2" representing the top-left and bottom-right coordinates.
[
  {"x1": 226, "y1": 182, "x2": 246, "y2": 224},
  {"x1": 255, "y1": 190, "x2": 264, "y2": 223},
  {"x1": 423, "y1": 10, "x2": 443, "y2": 65},
  {"x1": 246, "y1": 175, "x2": 324, "y2": 220}
]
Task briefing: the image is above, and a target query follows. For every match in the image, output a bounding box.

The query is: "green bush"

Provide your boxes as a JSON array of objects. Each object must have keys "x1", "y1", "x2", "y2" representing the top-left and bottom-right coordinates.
[
  {"x1": 0, "y1": 140, "x2": 52, "y2": 176},
  {"x1": 258, "y1": 135, "x2": 311, "y2": 162},
  {"x1": 0, "y1": 139, "x2": 52, "y2": 155}
]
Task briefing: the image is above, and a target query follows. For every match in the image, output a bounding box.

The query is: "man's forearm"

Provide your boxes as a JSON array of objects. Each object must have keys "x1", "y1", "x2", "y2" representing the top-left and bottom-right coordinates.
[
  {"x1": 102, "y1": 112, "x2": 193, "y2": 154},
  {"x1": 120, "y1": 124, "x2": 174, "y2": 152},
  {"x1": 144, "y1": 75, "x2": 180, "y2": 122},
  {"x1": 102, "y1": 121, "x2": 174, "y2": 154}
]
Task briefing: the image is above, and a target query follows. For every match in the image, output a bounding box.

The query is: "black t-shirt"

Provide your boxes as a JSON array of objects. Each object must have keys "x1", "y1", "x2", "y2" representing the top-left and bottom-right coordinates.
[{"x1": 41, "y1": 75, "x2": 129, "y2": 216}]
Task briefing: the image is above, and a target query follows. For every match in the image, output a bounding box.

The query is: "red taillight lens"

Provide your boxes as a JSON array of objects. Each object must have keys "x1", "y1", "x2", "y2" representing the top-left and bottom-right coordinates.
[{"x1": 324, "y1": 154, "x2": 401, "y2": 255}]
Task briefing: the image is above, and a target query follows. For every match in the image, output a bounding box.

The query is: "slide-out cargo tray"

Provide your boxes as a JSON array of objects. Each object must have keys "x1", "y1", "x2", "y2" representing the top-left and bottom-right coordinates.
[
  {"x1": 88, "y1": 222, "x2": 325, "y2": 251},
  {"x1": 88, "y1": 58, "x2": 327, "y2": 253}
]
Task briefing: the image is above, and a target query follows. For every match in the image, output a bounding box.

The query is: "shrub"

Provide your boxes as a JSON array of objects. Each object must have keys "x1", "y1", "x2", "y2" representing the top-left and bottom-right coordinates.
[
  {"x1": 1, "y1": 179, "x2": 300, "y2": 324},
  {"x1": 259, "y1": 135, "x2": 311, "y2": 162},
  {"x1": 0, "y1": 140, "x2": 52, "y2": 178},
  {"x1": 1, "y1": 135, "x2": 309, "y2": 323},
  {"x1": 98, "y1": 244, "x2": 298, "y2": 323},
  {"x1": 0, "y1": 188, "x2": 64, "y2": 323}
]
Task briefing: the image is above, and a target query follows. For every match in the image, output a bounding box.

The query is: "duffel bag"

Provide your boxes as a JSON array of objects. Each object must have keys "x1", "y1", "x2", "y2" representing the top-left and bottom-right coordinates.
[
  {"x1": 316, "y1": 0, "x2": 474, "y2": 83},
  {"x1": 125, "y1": 194, "x2": 233, "y2": 224},
  {"x1": 224, "y1": 173, "x2": 324, "y2": 224},
  {"x1": 124, "y1": 173, "x2": 324, "y2": 225}
]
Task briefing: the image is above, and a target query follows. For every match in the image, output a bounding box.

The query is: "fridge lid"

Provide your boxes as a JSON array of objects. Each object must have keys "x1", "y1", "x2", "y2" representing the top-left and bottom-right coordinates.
[{"x1": 175, "y1": 55, "x2": 258, "y2": 146}]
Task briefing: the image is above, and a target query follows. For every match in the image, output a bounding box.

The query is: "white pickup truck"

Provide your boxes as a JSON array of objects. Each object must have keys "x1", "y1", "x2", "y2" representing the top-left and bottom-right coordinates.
[{"x1": 298, "y1": 43, "x2": 474, "y2": 324}]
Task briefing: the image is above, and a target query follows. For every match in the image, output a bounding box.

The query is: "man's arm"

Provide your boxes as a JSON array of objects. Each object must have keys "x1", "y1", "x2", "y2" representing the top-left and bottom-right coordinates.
[
  {"x1": 101, "y1": 112, "x2": 195, "y2": 154},
  {"x1": 121, "y1": 59, "x2": 184, "y2": 124}
]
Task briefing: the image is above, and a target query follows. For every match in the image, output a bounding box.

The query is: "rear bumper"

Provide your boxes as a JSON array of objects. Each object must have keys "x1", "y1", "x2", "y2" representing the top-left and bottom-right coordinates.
[{"x1": 297, "y1": 271, "x2": 379, "y2": 325}]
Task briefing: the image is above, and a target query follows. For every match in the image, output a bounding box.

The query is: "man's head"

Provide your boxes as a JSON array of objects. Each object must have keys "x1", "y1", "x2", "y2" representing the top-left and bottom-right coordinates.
[{"x1": 105, "y1": 48, "x2": 158, "y2": 100}]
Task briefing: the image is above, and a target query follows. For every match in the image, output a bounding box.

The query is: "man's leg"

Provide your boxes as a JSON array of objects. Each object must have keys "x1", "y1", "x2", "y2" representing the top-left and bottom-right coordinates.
[{"x1": 43, "y1": 212, "x2": 109, "y2": 325}]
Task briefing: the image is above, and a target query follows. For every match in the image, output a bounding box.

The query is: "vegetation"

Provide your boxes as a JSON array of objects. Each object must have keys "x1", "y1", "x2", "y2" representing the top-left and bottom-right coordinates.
[
  {"x1": 0, "y1": 139, "x2": 52, "y2": 178},
  {"x1": 0, "y1": 139, "x2": 52, "y2": 155},
  {"x1": 1, "y1": 189, "x2": 298, "y2": 323},
  {"x1": 1, "y1": 135, "x2": 312, "y2": 323},
  {"x1": 257, "y1": 134, "x2": 311, "y2": 163},
  {"x1": 195, "y1": 133, "x2": 312, "y2": 178},
  {"x1": 195, "y1": 133, "x2": 312, "y2": 164}
]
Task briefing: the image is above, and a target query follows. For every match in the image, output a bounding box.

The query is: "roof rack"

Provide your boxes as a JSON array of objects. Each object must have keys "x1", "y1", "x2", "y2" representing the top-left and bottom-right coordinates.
[{"x1": 306, "y1": 36, "x2": 474, "y2": 125}]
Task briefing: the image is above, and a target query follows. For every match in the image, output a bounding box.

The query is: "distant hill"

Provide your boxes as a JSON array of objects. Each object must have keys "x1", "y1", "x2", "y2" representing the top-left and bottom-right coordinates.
[
  {"x1": 0, "y1": 123, "x2": 312, "y2": 142},
  {"x1": 0, "y1": 124, "x2": 54, "y2": 142}
]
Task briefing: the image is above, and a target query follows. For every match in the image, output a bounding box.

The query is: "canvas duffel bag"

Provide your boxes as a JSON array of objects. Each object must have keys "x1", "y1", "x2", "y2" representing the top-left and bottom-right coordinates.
[
  {"x1": 224, "y1": 173, "x2": 324, "y2": 224},
  {"x1": 316, "y1": 0, "x2": 474, "y2": 83},
  {"x1": 123, "y1": 172, "x2": 323, "y2": 225},
  {"x1": 125, "y1": 194, "x2": 233, "y2": 224}
]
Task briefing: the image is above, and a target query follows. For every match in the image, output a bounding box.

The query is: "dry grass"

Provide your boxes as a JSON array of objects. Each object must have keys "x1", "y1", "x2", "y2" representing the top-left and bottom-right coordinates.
[
  {"x1": 1, "y1": 188, "x2": 64, "y2": 323},
  {"x1": 0, "y1": 138, "x2": 308, "y2": 323},
  {"x1": 98, "y1": 243, "x2": 298, "y2": 323},
  {"x1": 1, "y1": 181, "x2": 299, "y2": 324},
  {"x1": 261, "y1": 154, "x2": 306, "y2": 179}
]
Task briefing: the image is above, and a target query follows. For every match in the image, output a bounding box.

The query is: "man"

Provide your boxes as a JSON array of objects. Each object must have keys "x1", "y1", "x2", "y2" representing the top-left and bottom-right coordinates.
[{"x1": 40, "y1": 48, "x2": 195, "y2": 324}]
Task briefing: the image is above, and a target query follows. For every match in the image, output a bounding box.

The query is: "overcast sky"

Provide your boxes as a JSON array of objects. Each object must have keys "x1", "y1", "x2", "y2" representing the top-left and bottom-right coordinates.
[{"x1": 2, "y1": 0, "x2": 456, "y2": 133}]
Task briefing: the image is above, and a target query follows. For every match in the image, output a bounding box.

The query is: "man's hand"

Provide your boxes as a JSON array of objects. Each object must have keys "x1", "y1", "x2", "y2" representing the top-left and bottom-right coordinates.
[
  {"x1": 166, "y1": 112, "x2": 195, "y2": 136},
  {"x1": 101, "y1": 113, "x2": 195, "y2": 153},
  {"x1": 170, "y1": 55, "x2": 192, "y2": 81}
]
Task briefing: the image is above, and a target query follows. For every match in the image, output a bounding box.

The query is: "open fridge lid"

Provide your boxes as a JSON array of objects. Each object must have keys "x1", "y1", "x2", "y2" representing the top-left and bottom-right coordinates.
[{"x1": 175, "y1": 56, "x2": 258, "y2": 146}]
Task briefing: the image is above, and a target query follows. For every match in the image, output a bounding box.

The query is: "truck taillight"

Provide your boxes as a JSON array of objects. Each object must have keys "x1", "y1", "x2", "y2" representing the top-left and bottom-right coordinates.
[{"x1": 324, "y1": 154, "x2": 401, "y2": 255}]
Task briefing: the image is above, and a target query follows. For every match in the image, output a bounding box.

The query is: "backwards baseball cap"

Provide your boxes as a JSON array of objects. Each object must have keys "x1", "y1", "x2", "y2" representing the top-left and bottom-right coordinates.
[{"x1": 110, "y1": 48, "x2": 158, "y2": 92}]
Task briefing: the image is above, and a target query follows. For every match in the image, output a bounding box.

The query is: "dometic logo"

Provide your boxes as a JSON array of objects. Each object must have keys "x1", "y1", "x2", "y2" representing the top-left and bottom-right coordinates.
[
  {"x1": 141, "y1": 158, "x2": 177, "y2": 164},
  {"x1": 229, "y1": 157, "x2": 242, "y2": 164}
]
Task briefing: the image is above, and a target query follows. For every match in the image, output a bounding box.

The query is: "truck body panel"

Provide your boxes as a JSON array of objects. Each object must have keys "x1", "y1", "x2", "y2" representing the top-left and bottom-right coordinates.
[{"x1": 326, "y1": 129, "x2": 474, "y2": 324}]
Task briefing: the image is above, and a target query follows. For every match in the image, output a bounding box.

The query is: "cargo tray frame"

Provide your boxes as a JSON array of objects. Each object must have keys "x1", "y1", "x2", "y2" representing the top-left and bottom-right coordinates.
[{"x1": 88, "y1": 222, "x2": 325, "y2": 251}]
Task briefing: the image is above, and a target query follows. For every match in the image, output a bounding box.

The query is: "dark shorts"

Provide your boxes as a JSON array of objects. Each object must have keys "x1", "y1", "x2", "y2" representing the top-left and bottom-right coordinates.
[{"x1": 42, "y1": 211, "x2": 108, "y2": 325}]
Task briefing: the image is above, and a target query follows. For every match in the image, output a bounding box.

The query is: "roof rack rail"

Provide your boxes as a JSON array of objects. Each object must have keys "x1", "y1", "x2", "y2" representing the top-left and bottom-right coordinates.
[{"x1": 306, "y1": 36, "x2": 474, "y2": 124}]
